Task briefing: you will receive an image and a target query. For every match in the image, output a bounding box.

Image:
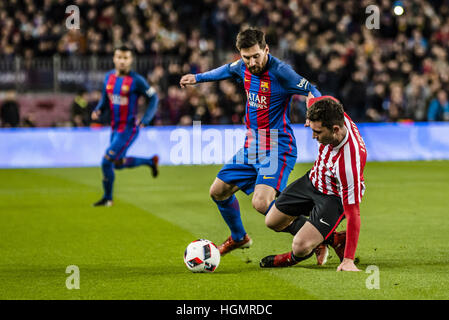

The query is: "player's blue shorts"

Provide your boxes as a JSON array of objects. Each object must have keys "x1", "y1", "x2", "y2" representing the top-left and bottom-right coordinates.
[
  {"x1": 217, "y1": 147, "x2": 297, "y2": 195},
  {"x1": 105, "y1": 127, "x2": 139, "y2": 161}
]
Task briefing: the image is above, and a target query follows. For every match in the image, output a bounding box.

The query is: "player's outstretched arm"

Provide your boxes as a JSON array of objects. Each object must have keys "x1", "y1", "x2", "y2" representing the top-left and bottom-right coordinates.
[
  {"x1": 179, "y1": 74, "x2": 197, "y2": 88},
  {"x1": 180, "y1": 63, "x2": 237, "y2": 89}
]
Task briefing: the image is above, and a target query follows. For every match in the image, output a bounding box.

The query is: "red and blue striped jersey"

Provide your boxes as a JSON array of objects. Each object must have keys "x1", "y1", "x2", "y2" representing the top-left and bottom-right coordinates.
[
  {"x1": 195, "y1": 54, "x2": 321, "y2": 156},
  {"x1": 95, "y1": 70, "x2": 157, "y2": 132}
]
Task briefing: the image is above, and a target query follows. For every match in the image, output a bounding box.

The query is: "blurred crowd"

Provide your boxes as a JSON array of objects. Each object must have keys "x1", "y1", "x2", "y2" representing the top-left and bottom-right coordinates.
[{"x1": 1, "y1": 0, "x2": 449, "y2": 127}]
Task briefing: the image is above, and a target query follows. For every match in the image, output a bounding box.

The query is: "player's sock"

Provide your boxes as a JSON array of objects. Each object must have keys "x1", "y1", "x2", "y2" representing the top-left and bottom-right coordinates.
[
  {"x1": 101, "y1": 157, "x2": 115, "y2": 200},
  {"x1": 263, "y1": 200, "x2": 275, "y2": 216},
  {"x1": 213, "y1": 195, "x2": 246, "y2": 242},
  {"x1": 115, "y1": 157, "x2": 153, "y2": 169},
  {"x1": 281, "y1": 215, "x2": 308, "y2": 235},
  {"x1": 260, "y1": 250, "x2": 314, "y2": 268},
  {"x1": 291, "y1": 250, "x2": 314, "y2": 263}
]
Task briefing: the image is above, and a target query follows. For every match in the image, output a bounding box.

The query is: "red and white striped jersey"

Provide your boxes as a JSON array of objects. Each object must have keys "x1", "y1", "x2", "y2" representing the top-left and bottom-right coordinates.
[{"x1": 309, "y1": 113, "x2": 367, "y2": 205}]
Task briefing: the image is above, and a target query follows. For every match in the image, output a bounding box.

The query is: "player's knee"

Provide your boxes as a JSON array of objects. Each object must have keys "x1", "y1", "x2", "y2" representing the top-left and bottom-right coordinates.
[
  {"x1": 265, "y1": 215, "x2": 279, "y2": 231},
  {"x1": 209, "y1": 183, "x2": 227, "y2": 201},
  {"x1": 252, "y1": 196, "x2": 269, "y2": 215},
  {"x1": 102, "y1": 155, "x2": 113, "y2": 167},
  {"x1": 292, "y1": 237, "x2": 315, "y2": 257}
]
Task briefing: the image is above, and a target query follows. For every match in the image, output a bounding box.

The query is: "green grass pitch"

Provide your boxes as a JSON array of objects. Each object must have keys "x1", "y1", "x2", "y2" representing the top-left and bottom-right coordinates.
[{"x1": 0, "y1": 161, "x2": 448, "y2": 300}]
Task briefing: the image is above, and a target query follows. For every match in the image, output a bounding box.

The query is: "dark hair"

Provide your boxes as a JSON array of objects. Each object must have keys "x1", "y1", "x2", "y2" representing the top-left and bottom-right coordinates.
[
  {"x1": 307, "y1": 98, "x2": 345, "y2": 129},
  {"x1": 114, "y1": 45, "x2": 133, "y2": 54},
  {"x1": 236, "y1": 28, "x2": 266, "y2": 50}
]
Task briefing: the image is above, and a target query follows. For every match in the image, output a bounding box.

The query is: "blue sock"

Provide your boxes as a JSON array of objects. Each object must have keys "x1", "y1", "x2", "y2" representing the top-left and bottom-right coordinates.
[
  {"x1": 264, "y1": 200, "x2": 275, "y2": 216},
  {"x1": 101, "y1": 157, "x2": 114, "y2": 200},
  {"x1": 115, "y1": 157, "x2": 153, "y2": 169},
  {"x1": 213, "y1": 195, "x2": 246, "y2": 241}
]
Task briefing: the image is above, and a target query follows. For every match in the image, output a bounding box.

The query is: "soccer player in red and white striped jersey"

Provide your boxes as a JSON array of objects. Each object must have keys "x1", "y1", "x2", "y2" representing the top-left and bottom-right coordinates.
[{"x1": 260, "y1": 96, "x2": 367, "y2": 272}]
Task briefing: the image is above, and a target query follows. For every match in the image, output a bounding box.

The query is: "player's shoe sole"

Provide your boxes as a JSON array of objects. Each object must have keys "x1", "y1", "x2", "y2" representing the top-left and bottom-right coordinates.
[
  {"x1": 218, "y1": 234, "x2": 252, "y2": 256},
  {"x1": 314, "y1": 244, "x2": 329, "y2": 265},
  {"x1": 151, "y1": 155, "x2": 159, "y2": 178},
  {"x1": 93, "y1": 198, "x2": 113, "y2": 207}
]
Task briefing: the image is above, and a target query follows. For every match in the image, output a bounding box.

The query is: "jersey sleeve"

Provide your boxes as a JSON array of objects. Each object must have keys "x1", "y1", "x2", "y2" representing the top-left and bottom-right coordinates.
[
  {"x1": 135, "y1": 75, "x2": 159, "y2": 126},
  {"x1": 195, "y1": 60, "x2": 243, "y2": 83},
  {"x1": 276, "y1": 64, "x2": 321, "y2": 97},
  {"x1": 94, "y1": 74, "x2": 110, "y2": 112},
  {"x1": 135, "y1": 74, "x2": 157, "y2": 99},
  {"x1": 342, "y1": 202, "x2": 360, "y2": 260}
]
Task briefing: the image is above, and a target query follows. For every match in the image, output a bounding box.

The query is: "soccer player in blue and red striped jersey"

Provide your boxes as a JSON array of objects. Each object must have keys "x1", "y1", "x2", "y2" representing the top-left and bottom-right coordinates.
[
  {"x1": 91, "y1": 46, "x2": 159, "y2": 207},
  {"x1": 180, "y1": 29, "x2": 321, "y2": 255}
]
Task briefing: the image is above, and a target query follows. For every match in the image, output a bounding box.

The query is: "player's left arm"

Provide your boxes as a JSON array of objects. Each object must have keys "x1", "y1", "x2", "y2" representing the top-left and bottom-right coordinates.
[
  {"x1": 276, "y1": 64, "x2": 321, "y2": 98},
  {"x1": 337, "y1": 202, "x2": 361, "y2": 272},
  {"x1": 137, "y1": 76, "x2": 159, "y2": 126},
  {"x1": 336, "y1": 152, "x2": 364, "y2": 272}
]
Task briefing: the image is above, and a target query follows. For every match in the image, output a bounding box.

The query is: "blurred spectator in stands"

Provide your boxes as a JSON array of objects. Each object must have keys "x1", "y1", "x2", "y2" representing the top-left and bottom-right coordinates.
[
  {"x1": 366, "y1": 83, "x2": 387, "y2": 122},
  {"x1": 404, "y1": 74, "x2": 431, "y2": 121},
  {"x1": 341, "y1": 70, "x2": 367, "y2": 122},
  {"x1": 0, "y1": 90, "x2": 20, "y2": 127},
  {"x1": 71, "y1": 90, "x2": 90, "y2": 127},
  {"x1": 2, "y1": 0, "x2": 449, "y2": 125},
  {"x1": 427, "y1": 89, "x2": 449, "y2": 121},
  {"x1": 385, "y1": 83, "x2": 406, "y2": 122}
]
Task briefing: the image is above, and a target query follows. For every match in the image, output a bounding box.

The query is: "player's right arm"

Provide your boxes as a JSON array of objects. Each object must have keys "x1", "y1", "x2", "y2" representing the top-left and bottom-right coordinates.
[
  {"x1": 179, "y1": 60, "x2": 241, "y2": 88},
  {"x1": 91, "y1": 75, "x2": 109, "y2": 120}
]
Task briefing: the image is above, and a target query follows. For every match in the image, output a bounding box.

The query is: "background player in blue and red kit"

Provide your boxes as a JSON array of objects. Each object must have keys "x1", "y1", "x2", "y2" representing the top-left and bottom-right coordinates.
[
  {"x1": 180, "y1": 29, "x2": 321, "y2": 254},
  {"x1": 91, "y1": 46, "x2": 159, "y2": 207}
]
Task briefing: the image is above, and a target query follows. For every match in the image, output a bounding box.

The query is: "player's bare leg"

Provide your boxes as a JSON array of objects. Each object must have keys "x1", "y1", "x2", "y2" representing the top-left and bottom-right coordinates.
[
  {"x1": 210, "y1": 178, "x2": 252, "y2": 255},
  {"x1": 252, "y1": 184, "x2": 277, "y2": 215},
  {"x1": 209, "y1": 177, "x2": 239, "y2": 201},
  {"x1": 265, "y1": 203, "x2": 332, "y2": 265},
  {"x1": 261, "y1": 221, "x2": 324, "y2": 267},
  {"x1": 264, "y1": 203, "x2": 296, "y2": 232}
]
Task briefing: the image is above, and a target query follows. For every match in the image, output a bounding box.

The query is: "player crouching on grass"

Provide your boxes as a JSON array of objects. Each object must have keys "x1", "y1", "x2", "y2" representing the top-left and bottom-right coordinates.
[{"x1": 260, "y1": 96, "x2": 367, "y2": 272}]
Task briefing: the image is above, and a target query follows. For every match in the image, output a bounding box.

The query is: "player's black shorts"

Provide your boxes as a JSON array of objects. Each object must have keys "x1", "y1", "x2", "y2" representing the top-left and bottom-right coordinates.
[{"x1": 275, "y1": 171, "x2": 344, "y2": 240}]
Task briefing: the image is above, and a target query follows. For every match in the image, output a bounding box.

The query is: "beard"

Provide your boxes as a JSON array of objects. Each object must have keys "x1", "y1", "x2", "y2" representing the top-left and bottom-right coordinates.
[
  {"x1": 116, "y1": 66, "x2": 130, "y2": 75},
  {"x1": 248, "y1": 65, "x2": 262, "y2": 75}
]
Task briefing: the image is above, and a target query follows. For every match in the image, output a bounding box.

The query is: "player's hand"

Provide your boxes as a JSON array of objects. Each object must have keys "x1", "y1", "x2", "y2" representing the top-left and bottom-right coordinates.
[
  {"x1": 305, "y1": 92, "x2": 314, "y2": 108},
  {"x1": 180, "y1": 74, "x2": 196, "y2": 88},
  {"x1": 91, "y1": 110, "x2": 101, "y2": 121},
  {"x1": 337, "y1": 258, "x2": 360, "y2": 272}
]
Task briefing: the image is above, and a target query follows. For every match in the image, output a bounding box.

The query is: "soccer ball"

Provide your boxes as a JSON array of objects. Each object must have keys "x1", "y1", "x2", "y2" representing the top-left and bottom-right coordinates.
[{"x1": 184, "y1": 239, "x2": 220, "y2": 273}]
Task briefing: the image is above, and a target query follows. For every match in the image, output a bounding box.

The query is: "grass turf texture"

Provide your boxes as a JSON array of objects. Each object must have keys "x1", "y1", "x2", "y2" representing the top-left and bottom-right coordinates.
[{"x1": 0, "y1": 161, "x2": 448, "y2": 300}]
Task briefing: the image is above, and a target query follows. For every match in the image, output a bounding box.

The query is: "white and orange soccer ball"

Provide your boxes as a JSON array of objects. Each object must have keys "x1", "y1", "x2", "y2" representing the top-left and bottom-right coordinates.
[{"x1": 183, "y1": 239, "x2": 220, "y2": 273}]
